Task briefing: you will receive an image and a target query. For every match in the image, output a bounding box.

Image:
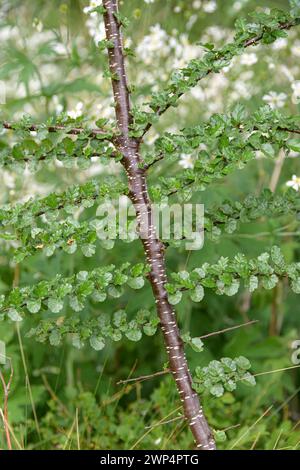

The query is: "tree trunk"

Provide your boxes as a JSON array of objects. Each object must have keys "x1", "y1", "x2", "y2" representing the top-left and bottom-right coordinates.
[{"x1": 102, "y1": 0, "x2": 216, "y2": 450}]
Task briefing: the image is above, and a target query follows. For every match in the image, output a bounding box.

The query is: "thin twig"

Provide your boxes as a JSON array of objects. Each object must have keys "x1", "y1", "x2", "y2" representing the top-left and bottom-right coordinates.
[
  {"x1": 16, "y1": 324, "x2": 41, "y2": 438},
  {"x1": 0, "y1": 408, "x2": 23, "y2": 450},
  {"x1": 0, "y1": 358, "x2": 13, "y2": 450},
  {"x1": 41, "y1": 374, "x2": 71, "y2": 417},
  {"x1": 145, "y1": 414, "x2": 184, "y2": 430},
  {"x1": 130, "y1": 406, "x2": 182, "y2": 450},
  {"x1": 117, "y1": 321, "x2": 259, "y2": 386},
  {"x1": 198, "y1": 319, "x2": 259, "y2": 340},
  {"x1": 116, "y1": 368, "x2": 170, "y2": 385},
  {"x1": 252, "y1": 364, "x2": 300, "y2": 378}
]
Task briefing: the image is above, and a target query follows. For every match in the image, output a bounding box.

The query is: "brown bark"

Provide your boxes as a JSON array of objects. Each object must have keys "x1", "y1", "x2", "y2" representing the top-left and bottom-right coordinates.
[{"x1": 102, "y1": 0, "x2": 215, "y2": 450}]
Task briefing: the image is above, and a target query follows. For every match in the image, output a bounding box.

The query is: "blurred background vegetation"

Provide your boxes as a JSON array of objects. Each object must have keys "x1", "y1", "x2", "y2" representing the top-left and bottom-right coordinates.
[{"x1": 0, "y1": 0, "x2": 300, "y2": 450}]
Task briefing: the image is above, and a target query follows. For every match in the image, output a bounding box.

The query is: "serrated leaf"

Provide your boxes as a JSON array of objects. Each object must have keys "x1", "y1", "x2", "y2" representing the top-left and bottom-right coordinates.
[
  {"x1": 127, "y1": 276, "x2": 145, "y2": 290},
  {"x1": 27, "y1": 299, "x2": 41, "y2": 314},
  {"x1": 210, "y1": 383, "x2": 224, "y2": 397},
  {"x1": 89, "y1": 335, "x2": 105, "y2": 351},
  {"x1": 49, "y1": 329, "x2": 61, "y2": 346},
  {"x1": 48, "y1": 298, "x2": 64, "y2": 313},
  {"x1": 125, "y1": 329, "x2": 142, "y2": 342},
  {"x1": 7, "y1": 308, "x2": 23, "y2": 322},
  {"x1": 168, "y1": 290, "x2": 182, "y2": 305},
  {"x1": 190, "y1": 337, "x2": 204, "y2": 353},
  {"x1": 190, "y1": 285, "x2": 204, "y2": 302}
]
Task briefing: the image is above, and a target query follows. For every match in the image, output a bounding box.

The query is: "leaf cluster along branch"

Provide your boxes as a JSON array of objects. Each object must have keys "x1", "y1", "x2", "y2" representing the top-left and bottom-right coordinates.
[
  {"x1": 2, "y1": 186, "x2": 300, "y2": 263},
  {"x1": 131, "y1": 10, "x2": 300, "y2": 137},
  {"x1": 145, "y1": 107, "x2": 300, "y2": 199}
]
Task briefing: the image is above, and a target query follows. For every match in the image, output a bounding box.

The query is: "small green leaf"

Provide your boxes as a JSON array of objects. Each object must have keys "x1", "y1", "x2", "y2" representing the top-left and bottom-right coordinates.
[
  {"x1": 7, "y1": 308, "x2": 23, "y2": 322},
  {"x1": 89, "y1": 336, "x2": 105, "y2": 351},
  {"x1": 241, "y1": 372, "x2": 256, "y2": 387},
  {"x1": 81, "y1": 244, "x2": 96, "y2": 257},
  {"x1": 125, "y1": 329, "x2": 142, "y2": 342},
  {"x1": 168, "y1": 291, "x2": 182, "y2": 305},
  {"x1": 48, "y1": 298, "x2": 64, "y2": 313},
  {"x1": 190, "y1": 337, "x2": 204, "y2": 353},
  {"x1": 214, "y1": 430, "x2": 227, "y2": 443},
  {"x1": 236, "y1": 356, "x2": 251, "y2": 370},
  {"x1": 27, "y1": 299, "x2": 41, "y2": 314},
  {"x1": 49, "y1": 329, "x2": 62, "y2": 346},
  {"x1": 108, "y1": 285, "x2": 123, "y2": 298},
  {"x1": 190, "y1": 285, "x2": 204, "y2": 302},
  {"x1": 210, "y1": 383, "x2": 224, "y2": 397},
  {"x1": 128, "y1": 276, "x2": 145, "y2": 290},
  {"x1": 287, "y1": 138, "x2": 300, "y2": 152}
]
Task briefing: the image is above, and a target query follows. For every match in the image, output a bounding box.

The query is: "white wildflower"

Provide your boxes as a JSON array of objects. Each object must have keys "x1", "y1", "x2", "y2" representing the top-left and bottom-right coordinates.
[
  {"x1": 263, "y1": 91, "x2": 287, "y2": 109},
  {"x1": 2, "y1": 171, "x2": 15, "y2": 189},
  {"x1": 292, "y1": 81, "x2": 300, "y2": 104},
  {"x1": 52, "y1": 43, "x2": 67, "y2": 55},
  {"x1": 187, "y1": 14, "x2": 198, "y2": 30},
  {"x1": 240, "y1": 52, "x2": 257, "y2": 66},
  {"x1": 203, "y1": 1, "x2": 217, "y2": 13},
  {"x1": 291, "y1": 40, "x2": 300, "y2": 57},
  {"x1": 52, "y1": 95, "x2": 64, "y2": 115},
  {"x1": 83, "y1": 0, "x2": 102, "y2": 16},
  {"x1": 179, "y1": 154, "x2": 194, "y2": 169},
  {"x1": 193, "y1": 0, "x2": 202, "y2": 8},
  {"x1": 286, "y1": 175, "x2": 300, "y2": 191},
  {"x1": 85, "y1": 15, "x2": 105, "y2": 44},
  {"x1": 67, "y1": 102, "x2": 83, "y2": 119},
  {"x1": 32, "y1": 18, "x2": 43, "y2": 32},
  {"x1": 233, "y1": 1, "x2": 243, "y2": 11}
]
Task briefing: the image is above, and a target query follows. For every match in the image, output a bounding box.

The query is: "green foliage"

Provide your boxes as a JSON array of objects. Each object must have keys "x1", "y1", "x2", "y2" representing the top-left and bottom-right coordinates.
[
  {"x1": 1, "y1": 0, "x2": 300, "y2": 452},
  {"x1": 1, "y1": 115, "x2": 117, "y2": 170},
  {"x1": 26, "y1": 308, "x2": 159, "y2": 349},
  {"x1": 0, "y1": 262, "x2": 150, "y2": 323},
  {"x1": 166, "y1": 246, "x2": 300, "y2": 304},
  {"x1": 131, "y1": 9, "x2": 300, "y2": 136},
  {"x1": 0, "y1": 178, "x2": 126, "y2": 230},
  {"x1": 194, "y1": 356, "x2": 255, "y2": 398},
  {"x1": 148, "y1": 106, "x2": 300, "y2": 198}
]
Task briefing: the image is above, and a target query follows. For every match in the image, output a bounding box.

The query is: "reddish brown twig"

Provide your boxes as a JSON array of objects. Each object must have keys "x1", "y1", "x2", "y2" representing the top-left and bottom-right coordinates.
[
  {"x1": 117, "y1": 368, "x2": 170, "y2": 385},
  {"x1": 0, "y1": 358, "x2": 14, "y2": 450},
  {"x1": 198, "y1": 319, "x2": 259, "y2": 340}
]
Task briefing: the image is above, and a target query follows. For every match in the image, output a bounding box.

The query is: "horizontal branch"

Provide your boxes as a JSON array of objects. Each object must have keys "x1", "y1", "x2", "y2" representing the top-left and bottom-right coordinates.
[
  {"x1": 191, "y1": 187, "x2": 300, "y2": 244},
  {"x1": 0, "y1": 261, "x2": 150, "y2": 320},
  {"x1": 1, "y1": 122, "x2": 120, "y2": 170},
  {"x1": 166, "y1": 245, "x2": 300, "y2": 306},
  {"x1": 5, "y1": 186, "x2": 300, "y2": 263},
  {"x1": 26, "y1": 306, "x2": 159, "y2": 349},
  {"x1": 2, "y1": 121, "x2": 110, "y2": 138},
  {"x1": 135, "y1": 10, "x2": 300, "y2": 137},
  {"x1": 146, "y1": 106, "x2": 300, "y2": 197},
  {"x1": 0, "y1": 178, "x2": 127, "y2": 230},
  {"x1": 145, "y1": 106, "x2": 300, "y2": 173}
]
